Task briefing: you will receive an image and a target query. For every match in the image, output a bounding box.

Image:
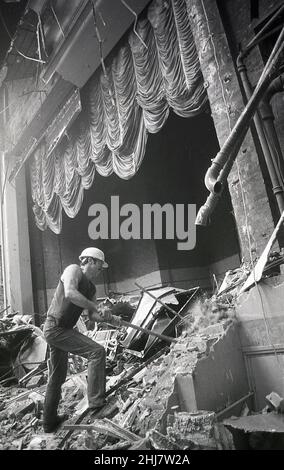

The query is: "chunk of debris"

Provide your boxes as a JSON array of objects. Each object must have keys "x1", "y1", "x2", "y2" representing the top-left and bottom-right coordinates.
[
  {"x1": 266, "y1": 391, "x2": 284, "y2": 413},
  {"x1": 27, "y1": 436, "x2": 45, "y2": 450},
  {"x1": 167, "y1": 411, "x2": 217, "y2": 449},
  {"x1": 213, "y1": 423, "x2": 235, "y2": 450},
  {"x1": 223, "y1": 412, "x2": 284, "y2": 433},
  {"x1": 129, "y1": 437, "x2": 152, "y2": 450},
  {"x1": 223, "y1": 412, "x2": 284, "y2": 450},
  {"x1": 11, "y1": 398, "x2": 35, "y2": 419},
  {"x1": 26, "y1": 375, "x2": 45, "y2": 389},
  {"x1": 147, "y1": 429, "x2": 181, "y2": 450},
  {"x1": 27, "y1": 435, "x2": 59, "y2": 450}
]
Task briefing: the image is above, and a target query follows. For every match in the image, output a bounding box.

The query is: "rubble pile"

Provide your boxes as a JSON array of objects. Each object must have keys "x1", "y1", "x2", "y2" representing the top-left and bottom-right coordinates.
[
  {"x1": 66, "y1": 316, "x2": 232, "y2": 450},
  {"x1": 119, "y1": 334, "x2": 201, "y2": 437},
  {"x1": 0, "y1": 285, "x2": 253, "y2": 451},
  {"x1": 0, "y1": 385, "x2": 46, "y2": 449},
  {"x1": 122, "y1": 325, "x2": 227, "y2": 445},
  {"x1": 0, "y1": 309, "x2": 47, "y2": 387}
]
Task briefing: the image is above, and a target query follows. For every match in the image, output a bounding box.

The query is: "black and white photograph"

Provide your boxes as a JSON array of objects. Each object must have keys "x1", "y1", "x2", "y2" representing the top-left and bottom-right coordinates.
[{"x1": 0, "y1": 0, "x2": 284, "y2": 455}]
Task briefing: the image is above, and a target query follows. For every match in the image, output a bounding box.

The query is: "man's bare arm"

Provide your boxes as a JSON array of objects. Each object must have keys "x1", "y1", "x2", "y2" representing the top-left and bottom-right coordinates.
[
  {"x1": 87, "y1": 293, "x2": 105, "y2": 324},
  {"x1": 63, "y1": 265, "x2": 102, "y2": 321}
]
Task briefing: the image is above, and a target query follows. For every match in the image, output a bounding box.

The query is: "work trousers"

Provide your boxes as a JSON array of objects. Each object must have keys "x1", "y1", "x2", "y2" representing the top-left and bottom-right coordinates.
[{"x1": 43, "y1": 317, "x2": 106, "y2": 426}]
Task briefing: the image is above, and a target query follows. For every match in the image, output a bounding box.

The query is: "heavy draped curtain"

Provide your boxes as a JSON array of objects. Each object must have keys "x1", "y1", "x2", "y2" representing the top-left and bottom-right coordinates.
[{"x1": 30, "y1": 0, "x2": 207, "y2": 233}]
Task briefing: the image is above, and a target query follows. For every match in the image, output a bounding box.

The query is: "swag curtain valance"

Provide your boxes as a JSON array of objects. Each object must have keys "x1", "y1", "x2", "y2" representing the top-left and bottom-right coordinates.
[{"x1": 30, "y1": 0, "x2": 207, "y2": 233}]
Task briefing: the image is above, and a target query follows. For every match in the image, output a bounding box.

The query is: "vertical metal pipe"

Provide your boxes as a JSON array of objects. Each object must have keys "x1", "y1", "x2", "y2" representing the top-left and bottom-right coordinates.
[
  {"x1": 237, "y1": 56, "x2": 284, "y2": 213},
  {"x1": 261, "y1": 101, "x2": 283, "y2": 164},
  {"x1": 259, "y1": 74, "x2": 284, "y2": 197},
  {"x1": 203, "y1": 23, "x2": 284, "y2": 195},
  {"x1": 0, "y1": 86, "x2": 8, "y2": 309}
]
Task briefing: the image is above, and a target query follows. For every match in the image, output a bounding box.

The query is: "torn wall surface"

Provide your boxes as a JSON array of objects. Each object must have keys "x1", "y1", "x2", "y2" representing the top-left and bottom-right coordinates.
[{"x1": 236, "y1": 275, "x2": 284, "y2": 411}]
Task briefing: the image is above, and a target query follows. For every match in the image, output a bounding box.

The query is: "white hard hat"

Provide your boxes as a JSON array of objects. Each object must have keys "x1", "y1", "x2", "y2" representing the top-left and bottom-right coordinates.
[{"x1": 79, "y1": 247, "x2": 108, "y2": 268}]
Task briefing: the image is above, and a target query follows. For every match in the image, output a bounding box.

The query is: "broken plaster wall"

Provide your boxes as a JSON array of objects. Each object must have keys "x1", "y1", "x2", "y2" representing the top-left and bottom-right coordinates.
[
  {"x1": 192, "y1": 323, "x2": 250, "y2": 413},
  {"x1": 187, "y1": 0, "x2": 279, "y2": 261},
  {"x1": 132, "y1": 322, "x2": 249, "y2": 436},
  {"x1": 0, "y1": 244, "x2": 3, "y2": 310},
  {"x1": 236, "y1": 275, "x2": 284, "y2": 410}
]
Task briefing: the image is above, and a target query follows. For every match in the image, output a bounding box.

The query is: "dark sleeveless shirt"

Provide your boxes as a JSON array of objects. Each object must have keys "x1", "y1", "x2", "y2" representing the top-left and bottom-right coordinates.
[{"x1": 46, "y1": 264, "x2": 96, "y2": 329}]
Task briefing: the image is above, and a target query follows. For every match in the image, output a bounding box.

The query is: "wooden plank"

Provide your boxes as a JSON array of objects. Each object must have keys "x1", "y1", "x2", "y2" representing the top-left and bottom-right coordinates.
[
  {"x1": 103, "y1": 418, "x2": 140, "y2": 442},
  {"x1": 64, "y1": 419, "x2": 139, "y2": 442}
]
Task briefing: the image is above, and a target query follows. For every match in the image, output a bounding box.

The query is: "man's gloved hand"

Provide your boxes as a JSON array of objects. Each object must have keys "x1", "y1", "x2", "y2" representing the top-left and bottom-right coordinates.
[
  {"x1": 98, "y1": 304, "x2": 122, "y2": 327},
  {"x1": 110, "y1": 314, "x2": 122, "y2": 328},
  {"x1": 98, "y1": 306, "x2": 113, "y2": 323}
]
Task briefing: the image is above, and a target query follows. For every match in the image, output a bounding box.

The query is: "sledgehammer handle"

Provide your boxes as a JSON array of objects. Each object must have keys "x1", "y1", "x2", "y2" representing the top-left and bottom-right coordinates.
[{"x1": 120, "y1": 319, "x2": 178, "y2": 343}]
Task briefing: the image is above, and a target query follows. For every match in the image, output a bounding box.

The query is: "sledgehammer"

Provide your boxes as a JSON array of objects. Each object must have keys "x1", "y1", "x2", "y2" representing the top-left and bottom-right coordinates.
[{"x1": 119, "y1": 319, "x2": 178, "y2": 344}]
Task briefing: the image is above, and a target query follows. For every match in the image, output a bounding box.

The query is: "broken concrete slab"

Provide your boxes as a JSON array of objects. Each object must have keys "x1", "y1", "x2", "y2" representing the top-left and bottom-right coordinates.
[
  {"x1": 167, "y1": 411, "x2": 216, "y2": 449},
  {"x1": 223, "y1": 412, "x2": 284, "y2": 450},
  {"x1": 223, "y1": 412, "x2": 284, "y2": 433},
  {"x1": 10, "y1": 398, "x2": 35, "y2": 418}
]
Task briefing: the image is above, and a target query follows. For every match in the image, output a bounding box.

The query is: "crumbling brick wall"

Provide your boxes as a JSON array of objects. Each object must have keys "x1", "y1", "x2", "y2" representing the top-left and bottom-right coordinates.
[
  {"x1": 218, "y1": 0, "x2": 284, "y2": 242},
  {"x1": 0, "y1": 244, "x2": 4, "y2": 310},
  {"x1": 187, "y1": 0, "x2": 281, "y2": 261}
]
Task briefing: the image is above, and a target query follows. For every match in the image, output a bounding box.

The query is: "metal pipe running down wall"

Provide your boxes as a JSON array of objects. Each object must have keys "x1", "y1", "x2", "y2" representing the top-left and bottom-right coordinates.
[
  {"x1": 259, "y1": 74, "x2": 284, "y2": 207},
  {"x1": 196, "y1": 24, "x2": 284, "y2": 226},
  {"x1": 237, "y1": 55, "x2": 284, "y2": 214},
  {"x1": 0, "y1": 86, "x2": 8, "y2": 309}
]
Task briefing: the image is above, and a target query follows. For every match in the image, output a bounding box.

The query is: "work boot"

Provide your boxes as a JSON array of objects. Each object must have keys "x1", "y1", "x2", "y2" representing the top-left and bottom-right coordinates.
[
  {"x1": 88, "y1": 403, "x2": 106, "y2": 418},
  {"x1": 43, "y1": 413, "x2": 69, "y2": 433},
  {"x1": 88, "y1": 399, "x2": 118, "y2": 420}
]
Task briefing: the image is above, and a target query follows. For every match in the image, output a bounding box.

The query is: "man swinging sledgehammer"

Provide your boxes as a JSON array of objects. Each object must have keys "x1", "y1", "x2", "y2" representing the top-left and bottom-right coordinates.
[{"x1": 42, "y1": 247, "x2": 122, "y2": 433}]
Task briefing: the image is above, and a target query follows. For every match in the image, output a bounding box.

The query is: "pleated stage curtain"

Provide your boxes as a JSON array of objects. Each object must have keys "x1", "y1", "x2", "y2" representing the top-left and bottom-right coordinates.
[{"x1": 30, "y1": 0, "x2": 207, "y2": 233}]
